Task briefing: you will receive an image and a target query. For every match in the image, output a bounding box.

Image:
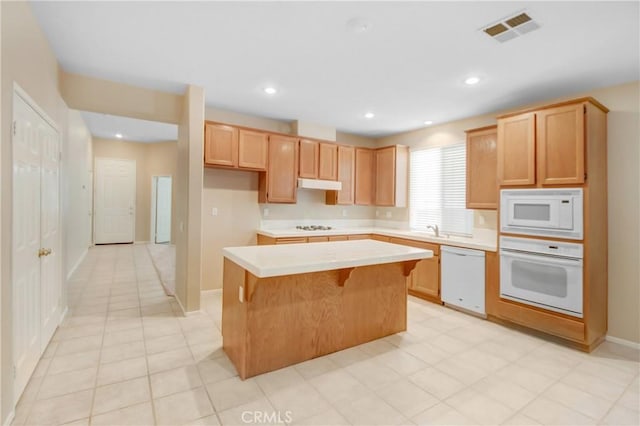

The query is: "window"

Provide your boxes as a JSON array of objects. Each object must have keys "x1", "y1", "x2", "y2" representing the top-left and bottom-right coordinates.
[{"x1": 409, "y1": 143, "x2": 473, "y2": 236}]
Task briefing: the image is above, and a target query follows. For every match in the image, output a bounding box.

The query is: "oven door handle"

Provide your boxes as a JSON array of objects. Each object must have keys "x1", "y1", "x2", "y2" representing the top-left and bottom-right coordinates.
[{"x1": 500, "y1": 249, "x2": 583, "y2": 265}]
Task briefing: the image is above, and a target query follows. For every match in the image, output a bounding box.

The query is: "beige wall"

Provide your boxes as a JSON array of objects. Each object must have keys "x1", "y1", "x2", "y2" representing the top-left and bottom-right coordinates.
[
  {"x1": 1, "y1": 1, "x2": 70, "y2": 422},
  {"x1": 93, "y1": 138, "x2": 177, "y2": 243},
  {"x1": 375, "y1": 81, "x2": 640, "y2": 344},
  {"x1": 174, "y1": 85, "x2": 205, "y2": 313},
  {"x1": 60, "y1": 71, "x2": 183, "y2": 125},
  {"x1": 64, "y1": 110, "x2": 93, "y2": 277}
]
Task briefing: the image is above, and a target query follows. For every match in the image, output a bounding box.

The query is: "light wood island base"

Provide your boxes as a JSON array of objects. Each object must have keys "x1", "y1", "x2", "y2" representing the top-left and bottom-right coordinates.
[{"x1": 222, "y1": 258, "x2": 418, "y2": 379}]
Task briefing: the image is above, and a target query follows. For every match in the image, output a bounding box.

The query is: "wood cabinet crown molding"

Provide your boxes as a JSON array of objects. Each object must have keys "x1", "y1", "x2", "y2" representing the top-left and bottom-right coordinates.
[{"x1": 496, "y1": 97, "x2": 609, "y2": 119}]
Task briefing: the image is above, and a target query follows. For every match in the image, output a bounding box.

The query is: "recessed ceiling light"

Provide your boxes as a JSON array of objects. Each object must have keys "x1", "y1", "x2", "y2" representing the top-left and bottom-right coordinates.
[
  {"x1": 115, "y1": 133, "x2": 123, "y2": 139},
  {"x1": 465, "y1": 76, "x2": 481, "y2": 85},
  {"x1": 364, "y1": 112, "x2": 375, "y2": 119},
  {"x1": 264, "y1": 87, "x2": 277, "y2": 95},
  {"x1": 424, "y1": 120, "x2": 433, "y2": 125}
]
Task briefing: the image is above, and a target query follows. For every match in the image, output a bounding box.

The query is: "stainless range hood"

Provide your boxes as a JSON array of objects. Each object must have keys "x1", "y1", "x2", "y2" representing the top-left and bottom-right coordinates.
[{"x1": 297, "y1": 178, "x2": 342, "y2": 191}]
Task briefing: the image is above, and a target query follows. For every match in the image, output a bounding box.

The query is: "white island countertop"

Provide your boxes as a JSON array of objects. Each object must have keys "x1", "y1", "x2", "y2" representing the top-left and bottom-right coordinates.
[{"x1": 222, "y1": 239, "x2": 433, "y2": 278}]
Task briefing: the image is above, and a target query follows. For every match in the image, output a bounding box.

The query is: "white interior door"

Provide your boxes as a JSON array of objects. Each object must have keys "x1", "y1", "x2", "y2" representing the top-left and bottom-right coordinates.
[
  {"x1": 12, "y1": 89, "x2": 62, "y2": 400},
  {"x1": 39, "y1": 115, "x2": 62, "y2": 347},
  {"x1": 155, "y1": 176, "x2": 172, "y2": 244},
  {"x1": 94, "y1": 158, "x2": 136, "y2": 244}
]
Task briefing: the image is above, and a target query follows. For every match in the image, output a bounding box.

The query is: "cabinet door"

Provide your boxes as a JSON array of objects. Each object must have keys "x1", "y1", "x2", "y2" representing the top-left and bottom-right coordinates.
[
  {"x1": 299, "y1": 139, "x2": 319, "y2": 178},
  {"x1": 375, "y1": 146, "x2": 396, "y2": 206},
  {"x1": 537, "y1": 104, "x2": 585, "y2": 185},
  {"x1": 497, "y1": 113, "x2": 535, "y2": 185},
  {"x1": 466, "y1": 126, "x2": 498, "y2": 209},
  {"x1": 326, "y1": 145, "x2": 355, "y2": 205},
  {"x1": 355, "y1": 148, "x2": 374, "y2": 205},
  {"x1": 238, "y1": 129, "x2": 268, "y2": 170},
  {"x1": 410, "y1": 256, "x2": 440, "y2": 298},
  {"x1": 319, "y1": 143, "x2": 338, "y2": 180},
  {"x1": 307, "y1": 236, "x2": 329, "y2": 243},
  {"x1": 267, "y1": 135, "x2": 299, "y2": 203},
  {"x1": 204, "y1": 123, "x2": 238, "y2": 167}
]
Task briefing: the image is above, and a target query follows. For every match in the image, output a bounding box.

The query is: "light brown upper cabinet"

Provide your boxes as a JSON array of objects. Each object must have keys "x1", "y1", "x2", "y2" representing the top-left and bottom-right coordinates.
[
  {"x1": 204, "y1": 122, "x2": 267, "y2": 171},
  {"x1": 537, "y1": 104, "x2": 584, "y2": 185},
  {"x1": 326, "y1": 145, "x2": 355, "y2": 205},
  {"x1": 374, "y1": 145, "x2": 409, "y2": 207},
  {"x1": 355, "y1": 148, "x2": 374, "y2": 205},
  {"x1": 497, "y1": 112, "x2": 535, "y2": 185},
  {"x1": 298, "y1": 139, "x2": 319, "y2": 178},
  {"x1": 318, "y1": 143, "x2": 338, "y2": 180},
  {"x1": 299, "y1": 140, "x2": 338, "y2": 181},
  {"x1": 238, "y1": 129, "x2": 268, "y2": 170},
  {"x1": 204, "y1": 123, "x2": 238, "y2": 167},
  {"x1": 259, "y1": 135, "x2": 299, "y2": 203},
  {"x1": 497, "y1": 99, "x2": 606, "y2": 187},
  {"x1": 466, "y1": 125, "x2": 498, "y2": 209}
]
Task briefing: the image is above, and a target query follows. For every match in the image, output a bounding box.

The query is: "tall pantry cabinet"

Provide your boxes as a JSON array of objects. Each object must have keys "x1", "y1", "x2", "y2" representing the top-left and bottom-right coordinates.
[{"x1": 492, "y1": 97, "x2": 609, "y2": 350}]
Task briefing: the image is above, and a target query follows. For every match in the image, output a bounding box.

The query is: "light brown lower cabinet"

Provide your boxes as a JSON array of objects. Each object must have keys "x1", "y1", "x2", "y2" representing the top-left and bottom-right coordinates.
[
  {"x1": 307, "y1": 236, "x2": 329, "y2": 243},
  {"x1": 388, "y1": 237, "x2": 440, "y2": 301},
  {"x1": 257, "y1": 234, "x2": 370, "y2": 245}
]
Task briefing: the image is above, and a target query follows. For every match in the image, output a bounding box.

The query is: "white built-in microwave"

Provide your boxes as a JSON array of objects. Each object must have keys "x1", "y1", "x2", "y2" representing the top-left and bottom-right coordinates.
[{"x1": 500, "y1": 188, "x2": 583, "y2": 240}]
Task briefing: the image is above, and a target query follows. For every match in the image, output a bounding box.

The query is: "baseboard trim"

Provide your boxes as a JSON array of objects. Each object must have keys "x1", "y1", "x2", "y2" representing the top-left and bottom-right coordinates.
[
  {"x1": 66, "y1": 248, "x2": 88, "y2": 280},
  {"x1": 605, "y1": 335, "x2": 640, "y2": 350},
  {"x1": 134, "y1": 240, "x2": 150, "y2": 245},
  {"x1": 3, "y1": 410, "x2": 15, "y2": 426},
  {"x1": 174, "y1": 295, "x2": 201, "y2": 317}
]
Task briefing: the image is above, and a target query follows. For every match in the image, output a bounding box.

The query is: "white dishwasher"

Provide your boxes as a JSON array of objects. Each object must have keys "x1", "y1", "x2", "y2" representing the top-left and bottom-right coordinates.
[{"x1": 441, "y1": 246, "x2": 486, "y2": 315}]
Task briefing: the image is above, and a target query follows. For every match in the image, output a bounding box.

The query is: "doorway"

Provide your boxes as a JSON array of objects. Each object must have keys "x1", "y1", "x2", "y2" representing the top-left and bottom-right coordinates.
[
  {"x1": 151, "y1": 176, "x2": 172, "y2": 244},
  {"x1": 94, "y1": 157, "x2": 136, "y2": 244},
  {"x1": 12, "y1": 86, "x2": 62, "y2": 400}
]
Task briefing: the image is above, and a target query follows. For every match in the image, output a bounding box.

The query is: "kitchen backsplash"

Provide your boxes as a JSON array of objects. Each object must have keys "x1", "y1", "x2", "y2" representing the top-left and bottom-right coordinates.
[{"x1": 259, "y1": 188, "x2": 375, "y2": 220}]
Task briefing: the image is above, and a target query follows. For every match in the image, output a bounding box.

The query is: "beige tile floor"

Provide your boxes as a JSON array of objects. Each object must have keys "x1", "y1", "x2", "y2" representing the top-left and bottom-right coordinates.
[{"x1": 12, "y1": 245, "x2": 640, "y2": 426}]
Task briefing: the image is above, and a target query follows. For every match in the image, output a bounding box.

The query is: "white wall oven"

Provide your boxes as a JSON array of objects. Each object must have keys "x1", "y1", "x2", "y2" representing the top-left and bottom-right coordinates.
[
  {"x1": 500, "y1": 236, "x2": 583, "y2": 318},
  {"x1": 500, "y1": 188, "x2": 583, "y2": 240}
]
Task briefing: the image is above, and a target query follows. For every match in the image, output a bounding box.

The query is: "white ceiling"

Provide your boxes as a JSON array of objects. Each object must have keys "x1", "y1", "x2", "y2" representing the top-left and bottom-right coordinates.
[
  {"x1": 32, "y1": 1, "x2": 639, "y2": 137},
  {"x1": 81, "y1": 111, "x2": 178, "y2": 143}
]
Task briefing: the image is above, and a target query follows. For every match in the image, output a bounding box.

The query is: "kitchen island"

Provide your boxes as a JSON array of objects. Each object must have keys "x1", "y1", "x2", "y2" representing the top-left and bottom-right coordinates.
[{"x1": 221, "y1": 239, "x2": 432, "y2": 379}]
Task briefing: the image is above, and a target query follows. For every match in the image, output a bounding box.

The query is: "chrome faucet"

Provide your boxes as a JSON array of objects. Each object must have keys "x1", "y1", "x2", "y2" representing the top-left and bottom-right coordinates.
[{"x1": 426, "y1": 224, "x2": 440, "y2": 237}]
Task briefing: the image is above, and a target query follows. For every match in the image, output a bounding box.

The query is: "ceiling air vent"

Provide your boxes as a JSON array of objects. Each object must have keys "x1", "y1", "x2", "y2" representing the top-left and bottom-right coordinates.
[{"x1": 483, "y1": 11, "x2": 540, "y2": 43}]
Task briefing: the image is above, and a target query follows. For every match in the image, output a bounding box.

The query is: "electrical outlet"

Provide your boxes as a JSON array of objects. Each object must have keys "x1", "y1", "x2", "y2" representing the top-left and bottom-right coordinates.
[
  {"x1": 376, "y1": 210, "x2": 380, "y2": 217},
  {"x1": 263, "y1": 208, "x2": 269, "y2": 217},
  {"x1": 385, "y1": 211, "x2": 392, "y2": 218},
  {"x1": 211, "y1": 207, "x2": 218, "y2": 216},
  {"x1": 342, "y1": 209, "x2": 347, "y2": 217}
]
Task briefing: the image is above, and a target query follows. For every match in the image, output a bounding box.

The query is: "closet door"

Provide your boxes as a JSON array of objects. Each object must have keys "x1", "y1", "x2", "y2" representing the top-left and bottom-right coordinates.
[
  {"x1": 12, "y1": 89, "x2": 63, "y2": 400},
  {"x1": 12, "y1": 93, "x2": 44, "y2": 399}
]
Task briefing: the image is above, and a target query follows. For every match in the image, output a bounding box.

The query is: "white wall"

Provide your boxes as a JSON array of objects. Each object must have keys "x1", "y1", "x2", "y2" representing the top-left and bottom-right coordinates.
[{"x1": 64, "y1": 109, "x2": 93, "y2": 278}]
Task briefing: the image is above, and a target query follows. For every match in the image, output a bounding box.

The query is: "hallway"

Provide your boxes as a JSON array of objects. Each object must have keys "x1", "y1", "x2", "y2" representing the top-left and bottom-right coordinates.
[
  {"x1": 12, "y1": 245, "x2": 225, "y2": 425},
  {"x1": 10, "y1": 246, "x2": 640, "y2": 426}
]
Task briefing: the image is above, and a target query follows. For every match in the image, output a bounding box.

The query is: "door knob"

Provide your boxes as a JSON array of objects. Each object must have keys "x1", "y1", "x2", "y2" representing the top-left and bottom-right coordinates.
[{"x1": 38, "y1": 248, "x2": 52, "y2": 257}]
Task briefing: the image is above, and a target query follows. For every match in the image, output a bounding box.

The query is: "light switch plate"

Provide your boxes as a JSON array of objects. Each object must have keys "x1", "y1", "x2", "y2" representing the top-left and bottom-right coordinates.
[{"x1": 211, "y1": 207, "x2": 218, "y2": 216}]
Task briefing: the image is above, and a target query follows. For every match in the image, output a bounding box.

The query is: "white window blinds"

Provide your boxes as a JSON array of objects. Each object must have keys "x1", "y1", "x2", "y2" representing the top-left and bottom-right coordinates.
[{"x1": 409, "y1": 143, "x2": 473, "y2": 236}]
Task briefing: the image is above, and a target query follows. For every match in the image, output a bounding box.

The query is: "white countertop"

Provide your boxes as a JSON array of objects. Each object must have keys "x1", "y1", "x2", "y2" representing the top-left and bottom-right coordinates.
[
  {"x1": 222, "y1": 240, "x2": 433, "y2": 278},
  {"x1": 256, "y1": 227, "x2": 497, "y2": 252}
]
